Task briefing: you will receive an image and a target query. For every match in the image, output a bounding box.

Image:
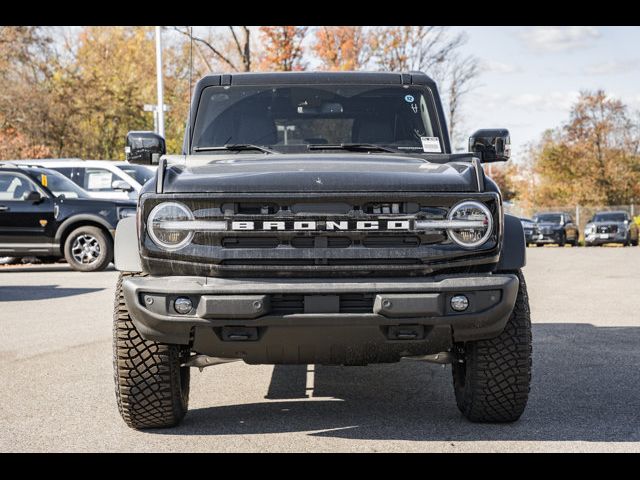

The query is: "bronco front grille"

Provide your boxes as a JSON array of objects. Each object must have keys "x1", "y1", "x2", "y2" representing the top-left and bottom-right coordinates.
[
  {"x1": 140, "y1": 192, "x2": 502, "y2": 277},
  {"x1": 216, "y1": 235, "x2": 421, "y2": 249}
]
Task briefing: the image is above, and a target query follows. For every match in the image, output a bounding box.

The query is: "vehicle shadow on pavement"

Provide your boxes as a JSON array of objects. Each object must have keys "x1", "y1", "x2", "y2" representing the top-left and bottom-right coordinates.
[
  {"x1": 160, "y1": 323, "x2": 640, "y2": 442},
  {"x1": 0, "y1": 285, "x2": 105, "y2": 301}
]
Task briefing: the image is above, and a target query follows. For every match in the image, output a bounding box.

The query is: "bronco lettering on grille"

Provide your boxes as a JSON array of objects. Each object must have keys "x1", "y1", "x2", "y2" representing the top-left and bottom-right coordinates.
[{"x1": 230, "y1": 220, "x2": 412, "y2": 231}]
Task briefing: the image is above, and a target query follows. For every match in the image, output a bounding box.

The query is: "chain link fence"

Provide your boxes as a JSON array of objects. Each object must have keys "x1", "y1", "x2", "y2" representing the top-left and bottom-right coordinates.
[{"x1": 505, "y1": 203, "x2": 638, "y2": 243}]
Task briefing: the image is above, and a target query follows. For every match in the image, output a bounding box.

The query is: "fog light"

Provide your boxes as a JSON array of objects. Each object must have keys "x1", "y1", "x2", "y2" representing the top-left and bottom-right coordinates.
[
  {"x1": 450, "y1": 295, "x2": 469, "y2": 312},
  {"x1": 174, "y1": 297, "x2": 193, "y2": 314}
]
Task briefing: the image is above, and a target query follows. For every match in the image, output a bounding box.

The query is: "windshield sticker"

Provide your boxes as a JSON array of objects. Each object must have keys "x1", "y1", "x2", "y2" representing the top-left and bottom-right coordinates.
[
  {"x1": 404, "y1": 94, "x2": 414, "y2": 103},
  {"x1": 421, "y1": 137, "x2": 441, "y2": 153}
]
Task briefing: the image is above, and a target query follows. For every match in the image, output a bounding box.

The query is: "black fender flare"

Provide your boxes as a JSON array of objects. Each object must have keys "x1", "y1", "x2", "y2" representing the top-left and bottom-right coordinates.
[
  {"x1": 497, "y1": 213, "x2": 526, "y2": 271},
  {"x1": 54, "y1": 214, "x2": 115, "y2": 247}
]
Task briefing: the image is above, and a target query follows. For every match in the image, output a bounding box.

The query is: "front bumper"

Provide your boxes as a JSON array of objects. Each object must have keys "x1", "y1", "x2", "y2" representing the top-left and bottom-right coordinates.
[
  {"x1": 524, "y1": 230, "x2": 543, "y2": 243},
  {"x1": 536, "y1": 231, "x2": 563, "y2": 243},
  {"x1": 122, "y1": 273, "x2": 519, "y2": 365},
  {"x1": 585, "y1": 231, "x2": 627, "y2": 245}
]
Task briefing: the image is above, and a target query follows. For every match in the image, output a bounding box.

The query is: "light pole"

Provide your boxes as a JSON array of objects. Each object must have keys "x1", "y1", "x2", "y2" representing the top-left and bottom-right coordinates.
[{"x1": 155, "y1": 26, "x2": 165, "y2": 138}]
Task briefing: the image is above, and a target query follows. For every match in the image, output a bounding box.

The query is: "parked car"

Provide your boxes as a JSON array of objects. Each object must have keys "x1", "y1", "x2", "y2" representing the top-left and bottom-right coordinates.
[
  {"x1": 584, "y1": 210, "x2": 639, "y2": 246},
  {"x1": 531, "y1": 211, "x2": 579, "y2": 246},
  {"x1": 9, "y1": 159, "x2": 155, "y2": 200},
  {"x1": 112, "y1": 70, "x2": 532, "y2": 429},
  {"x1": 0, "y1": 164, "x2": 136, "y2": 271},
  {"x1": 519, "y1": 217, "x2": 542, "y2": 246}
]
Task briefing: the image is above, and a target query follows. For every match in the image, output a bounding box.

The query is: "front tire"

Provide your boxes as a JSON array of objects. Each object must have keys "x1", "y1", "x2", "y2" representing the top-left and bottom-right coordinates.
[
  {"x1": 557, "y1": 232, "x2": 566, "y2": 247},
  {"x1": 113, "y1": 272, "x2": 191, "y2": 429},
  {"x1": 64, "y1": 226, "x2": 112, "y2": 272},
  {"x1": 452, "y1": 270, "x2": 532, "y2": 422}
]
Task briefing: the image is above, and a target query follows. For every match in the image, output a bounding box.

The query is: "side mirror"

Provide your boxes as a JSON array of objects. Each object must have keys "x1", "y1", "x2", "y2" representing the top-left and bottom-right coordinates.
[
  {"x1": 112, "y1": 180, "x2": 133, "y2": 192},
  {"x1": 469, "y1": 128, "x2": 511, "y2": 163},
  {"x1": 125, "y1": 131, "x2": 166, "y2": 165},
  {"x1": 25, "y1": 191, "x2": 43, "y2": 203}
]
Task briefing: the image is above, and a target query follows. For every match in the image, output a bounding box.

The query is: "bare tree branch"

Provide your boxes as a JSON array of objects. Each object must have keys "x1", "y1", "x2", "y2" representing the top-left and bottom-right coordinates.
[
  {"x1": 446, "y1": 54, "x2": 479, "y2": 148},
  {"x1": 172, "y1": 26, "x2": 239, "y2": 71}
]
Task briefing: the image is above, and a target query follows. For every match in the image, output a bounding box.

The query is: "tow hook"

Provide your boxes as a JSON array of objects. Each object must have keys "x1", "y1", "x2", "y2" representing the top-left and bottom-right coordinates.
[
  {"x1": 404, "y1": 352, "x2": 455, "y2": 364},
  {"x1": 181, "y1": 354, "x2": 241, "y2": 372}
]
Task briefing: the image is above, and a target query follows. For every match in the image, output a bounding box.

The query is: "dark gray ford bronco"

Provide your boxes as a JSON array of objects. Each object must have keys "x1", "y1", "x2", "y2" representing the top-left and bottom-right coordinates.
[{"x1": 113, "y1": 71, "x2": 531, "y2": 429}]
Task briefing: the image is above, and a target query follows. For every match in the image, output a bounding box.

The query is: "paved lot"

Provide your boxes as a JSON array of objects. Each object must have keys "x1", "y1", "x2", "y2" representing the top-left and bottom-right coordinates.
[{"x1": 1, "y1": 248, "x2": 639, "y2": 452}]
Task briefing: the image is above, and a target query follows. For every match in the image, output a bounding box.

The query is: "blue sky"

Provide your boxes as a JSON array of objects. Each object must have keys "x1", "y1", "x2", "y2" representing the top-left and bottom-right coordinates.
[{"x1": 450, "y1": 26, "x2": 640, "y2": 158}]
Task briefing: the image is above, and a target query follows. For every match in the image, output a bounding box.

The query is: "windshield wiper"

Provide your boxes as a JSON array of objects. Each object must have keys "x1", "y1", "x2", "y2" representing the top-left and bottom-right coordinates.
[
  {"x1": 307, "y1": 143, "x2": 399, "y2": 153},
  {"x1": 193, "y1": 144, "x2": 278, "y2": 154}
]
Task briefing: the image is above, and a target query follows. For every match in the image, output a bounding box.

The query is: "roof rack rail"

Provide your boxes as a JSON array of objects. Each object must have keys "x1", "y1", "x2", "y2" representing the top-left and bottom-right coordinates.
[{"x1": 1, "y1": 162, "x2": 44, "y2": 169}]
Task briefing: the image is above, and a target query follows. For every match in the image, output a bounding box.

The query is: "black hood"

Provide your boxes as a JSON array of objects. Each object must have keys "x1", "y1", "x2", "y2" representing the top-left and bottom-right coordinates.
[{"x1": 157, "y1": 153, "x2": 481, "y2": 194}]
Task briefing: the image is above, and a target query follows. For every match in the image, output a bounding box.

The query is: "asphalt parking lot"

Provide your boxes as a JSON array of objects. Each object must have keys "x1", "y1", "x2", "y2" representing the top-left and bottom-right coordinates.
[{"x1": 1, "y1": 247, "x2": 639, "y2": 452}]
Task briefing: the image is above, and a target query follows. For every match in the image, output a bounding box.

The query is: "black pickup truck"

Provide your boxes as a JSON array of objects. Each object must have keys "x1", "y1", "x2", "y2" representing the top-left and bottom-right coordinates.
[{"x1": 112, "y1": 71, "x2": 531, "y2": 429}]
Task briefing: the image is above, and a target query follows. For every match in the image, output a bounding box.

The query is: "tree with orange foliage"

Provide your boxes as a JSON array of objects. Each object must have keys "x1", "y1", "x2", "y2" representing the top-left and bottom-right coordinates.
[
  {"x1": 532, "y1": 90, "x2": 640, "y2": 206},
  {"x1": 312, "y1": 26, "x2": 371, "y2": 71},
  {"x1": 0, "y1": 127, "x2": 51, "y2": 160},
  {"x1": 257, "y1": 26, "x2": 308, "y2": 71}
]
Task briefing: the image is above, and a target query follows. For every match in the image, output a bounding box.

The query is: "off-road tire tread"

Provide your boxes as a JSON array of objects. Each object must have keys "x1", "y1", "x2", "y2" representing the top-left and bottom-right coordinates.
[
  {"x1": 452, "y1": 269, "x2": 532, "y2": 422},
  {"x1": 113, "y1": 272, "x2": 190, "y2": 429}
]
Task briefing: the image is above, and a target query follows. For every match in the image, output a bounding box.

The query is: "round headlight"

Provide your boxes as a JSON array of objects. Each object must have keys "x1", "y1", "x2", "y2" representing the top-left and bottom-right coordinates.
[
  {"x1": 147, "y1": 202, "x2": 194, "y2": 250},
  {"x1": 447, "y1": 201, "x2": 493, "y2": 248}
]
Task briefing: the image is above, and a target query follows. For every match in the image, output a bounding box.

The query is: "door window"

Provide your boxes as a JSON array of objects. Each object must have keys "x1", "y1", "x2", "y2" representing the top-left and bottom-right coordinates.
[{"x1": 0, "y1": 173, "x2": 34, "y2": 201}]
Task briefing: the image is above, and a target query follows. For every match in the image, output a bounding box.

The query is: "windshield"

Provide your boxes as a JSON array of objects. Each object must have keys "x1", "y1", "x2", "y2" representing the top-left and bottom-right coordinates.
[
  {"x1": 191, "y1": 85, "x2": 441, "y2": 154},
  {"x1": 535, "y1": 214, "x2": 563, "y2": 224},
  {"x1": 115, "y1": 163, "x2": 154, "y2": 186},
  {"x1": 35, "y1": 170, "x2": 90, "y2": 199},
  {"x1": 593, "y1": 213, "x2": 627, "y2": 223}
]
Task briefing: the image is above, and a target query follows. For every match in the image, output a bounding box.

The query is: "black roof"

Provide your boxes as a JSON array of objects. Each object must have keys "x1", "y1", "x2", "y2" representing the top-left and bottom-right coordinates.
[{"x1": 195, "y1": 71, "x2": 437, "y2": 89}]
